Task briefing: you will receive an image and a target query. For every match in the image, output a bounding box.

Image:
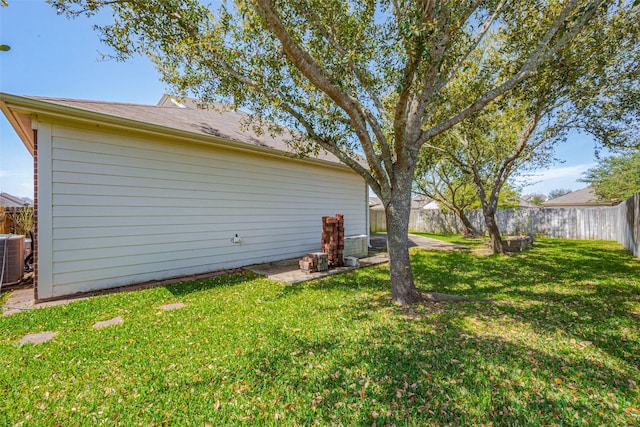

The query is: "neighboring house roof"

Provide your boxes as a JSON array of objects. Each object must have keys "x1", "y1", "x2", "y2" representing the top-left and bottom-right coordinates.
[
  {"x1": 0, "y1": 192, "x2": 32, "y2": 208},
  {"x1": 542, "y1": 186, "x2": 616, "y2": 208},
  {"x1": 369, "y1": 196, "x2": 383, "y2": 209},
  {"x1": 411, "y1": 195, "x2": 433, "y2": 210},
  {"x1": 0, "y1": 93, "x2": 349, "y2": 168},
  {"x1": 518, "y1": 198, "x2": 539, "y2": 209},
  {"x1": 369, "y1": 195, "x2": 435, "y2": 211},
  {"x1": 422, "y1": 200, "x2": 440, "y2": 210}
]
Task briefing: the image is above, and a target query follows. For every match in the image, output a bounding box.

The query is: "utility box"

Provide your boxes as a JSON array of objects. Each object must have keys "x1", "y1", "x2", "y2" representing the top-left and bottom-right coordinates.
[
  {"x1": 0, "y1": 234, "x2": 25, "y2": 285},
  {"x1": 344, "y1": 235, "x2": 368, "y2": 258}
]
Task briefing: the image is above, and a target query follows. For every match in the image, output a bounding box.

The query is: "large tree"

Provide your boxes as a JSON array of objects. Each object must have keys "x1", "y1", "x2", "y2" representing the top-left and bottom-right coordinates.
[
  {"x1": 417, "y1": 1, "x2": 639, "y2": 254},
  {"x1": 581, "y1": 151, "x2": 640, "y2": 202},
  {"x1": 413, "y1": 145, "x2": 523, "y2": 239},
  {"x1": 426, "y1": 95, "x2": 558, "y2": 253},
  {"x1": 52, "y1": 0, "x2": 633, "y2": 304},
  {"x1": 414, "y1": 151, "x2": 481, "y2": 238}
]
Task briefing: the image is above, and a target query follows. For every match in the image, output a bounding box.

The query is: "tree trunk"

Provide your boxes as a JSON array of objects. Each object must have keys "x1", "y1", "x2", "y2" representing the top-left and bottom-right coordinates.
[
  {"x1": 384, "y1": 187, "x2": 423, "y2": 306},
  {"x1": 455, "y1": 208, "x2": 480, "y2": 238},
  {"x1": 483, "y1": 208, "x2": 504, "y2": 254}
]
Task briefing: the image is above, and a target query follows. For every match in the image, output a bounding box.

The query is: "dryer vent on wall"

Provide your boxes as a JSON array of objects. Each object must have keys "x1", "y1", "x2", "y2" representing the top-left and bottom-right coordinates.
[{"x1": 1, "y1": 234, "x2": 25, "y2": 285}]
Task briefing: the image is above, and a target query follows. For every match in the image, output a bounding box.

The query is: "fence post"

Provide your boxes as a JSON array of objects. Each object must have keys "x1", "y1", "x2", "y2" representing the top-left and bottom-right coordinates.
[{"x1": 0, "y1": 207, "x2": 10, "y2": 234}]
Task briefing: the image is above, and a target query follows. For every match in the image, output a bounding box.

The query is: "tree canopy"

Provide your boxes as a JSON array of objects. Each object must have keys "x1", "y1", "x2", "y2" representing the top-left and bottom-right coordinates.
[
  {"x1": 414, "y1": 141, "x2": 522, "y2": 239},
  {"x1": 51, "y1": 0, "x2": 640, "y2": 304},
  {"x1": 414, "y1": 151, "x2": 481, "y2": 237},
  {"x1": 525, "y1": 193, "x2": 547, "y2": 206},
  {"x1": 548, "y1": 188, "x2": 572, "y2": 200},
  {"x1": 415, "y1": 1, "x2": 639, "y2": 252},
  {"x1": 581, "y1": 151, "x2": 640, "y2": 203}
]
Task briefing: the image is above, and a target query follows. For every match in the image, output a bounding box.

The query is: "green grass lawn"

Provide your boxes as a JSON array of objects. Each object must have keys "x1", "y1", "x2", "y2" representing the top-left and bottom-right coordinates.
[{"x1": 1, "y1": 238, "x2": 639, "y2": 426}]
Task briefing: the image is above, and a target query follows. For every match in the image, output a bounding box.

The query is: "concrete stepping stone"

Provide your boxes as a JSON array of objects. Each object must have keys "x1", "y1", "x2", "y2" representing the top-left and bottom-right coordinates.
[
  {"x1": 18, "y1": 331, "x2": 57, "y2": 345},
  {"x1": 159, "y1": 302, "x2": 186, "y2": 311},
  {"x1": 93, "y1": 316, "x2": 124, "y2": 329}
]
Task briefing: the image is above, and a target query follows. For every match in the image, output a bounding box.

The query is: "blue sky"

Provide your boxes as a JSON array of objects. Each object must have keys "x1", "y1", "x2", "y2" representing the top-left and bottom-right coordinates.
[{"x1": 1, "y1": 1, "x2": 600, "y2": 199}]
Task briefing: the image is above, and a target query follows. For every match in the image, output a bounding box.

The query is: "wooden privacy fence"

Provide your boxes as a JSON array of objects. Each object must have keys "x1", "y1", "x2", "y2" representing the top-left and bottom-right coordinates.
[
  {"x1": 0, "y1": 207, "x2": 10, "y2": 234},
  {"x1": 0, "y1": 206, "x2": 34, "y2": 236},
  {"x1": 370, "y1": 192, "x2": 640, "y2": 257},
  {"x1": 617, "y1": 192, "x2": 640, "y2": 257}
]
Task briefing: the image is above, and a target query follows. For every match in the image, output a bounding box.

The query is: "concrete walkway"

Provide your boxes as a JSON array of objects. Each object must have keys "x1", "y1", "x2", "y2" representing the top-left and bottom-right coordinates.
[
  {"x1": 408, "y1": 233, "x2": 469, "y2": 251},
  {"x1": 248, "y1": 252, "x2": 389, "y2": 284},
  {"x1": 370, "y1": 233, "x2": 469, "y2": 252},
  {"x1": 2, "y1": 287, "x2": 78, "y2": 316},
  {"x1": 248, "y1": 233, "x2": 467, "y2": 284}
]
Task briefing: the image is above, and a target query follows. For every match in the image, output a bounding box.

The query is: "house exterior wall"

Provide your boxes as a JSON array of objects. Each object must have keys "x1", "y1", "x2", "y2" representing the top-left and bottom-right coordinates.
[{"x1": 36, "y1": 120, "x2": 367, "y2": 299}]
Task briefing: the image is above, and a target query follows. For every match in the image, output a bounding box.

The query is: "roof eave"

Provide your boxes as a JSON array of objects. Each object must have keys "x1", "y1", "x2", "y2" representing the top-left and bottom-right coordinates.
[
  {"x1": 0, "y1": 97, "x2": 35, "y2": 154},
  {"x1": 543, "y1": 202, "x2": 616, "y2": 208}
]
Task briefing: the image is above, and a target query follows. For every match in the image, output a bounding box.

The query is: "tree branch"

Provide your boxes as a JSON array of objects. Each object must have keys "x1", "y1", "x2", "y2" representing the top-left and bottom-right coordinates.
[
  {"x1": 301, "y1": 8, "x2": 389, "y2": 122},
  {"x1": 296, "y1": 7, "x2": 394, "y2": 180},
  {"x1": 193, "y1": 44, "x2": 382, "y2": 194},
  {"x1": 51, "y1": 0, "x2": 129, "y2": 16},
  {"x1": 422, "y1": 0, "x2": 505, "y2": 105},
  {"x1": 392, "y1": 1, "x2": 432, "y2": 155},
  {"x1": 251, "y1": 0, "x2": 388, "y2": 189},
  {"x1": 418, "y1": 0, "x2": 602, "y2": 146},
  {"x1": 278, "y1": 102, "x2": 383, "y2": 196}
]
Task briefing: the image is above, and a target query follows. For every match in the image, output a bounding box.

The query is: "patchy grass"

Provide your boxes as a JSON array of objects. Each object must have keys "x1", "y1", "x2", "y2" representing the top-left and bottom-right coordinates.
[
  {"x1": 0, "y1": 289, "x2": 10, "y2": 306},
  {"x1": 1, "y1": 239, "x2": 639, "y2": 426}
]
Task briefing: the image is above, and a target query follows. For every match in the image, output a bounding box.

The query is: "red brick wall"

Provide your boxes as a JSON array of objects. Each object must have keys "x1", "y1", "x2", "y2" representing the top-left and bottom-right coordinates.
[{"x1": 32, "y1": 129, "x2": 38, "y2": 300}]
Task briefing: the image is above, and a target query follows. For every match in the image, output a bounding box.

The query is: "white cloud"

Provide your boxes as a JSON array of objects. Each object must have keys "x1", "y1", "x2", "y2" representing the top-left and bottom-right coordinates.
[
  {"x1": 531, "y1": 163, "x2": 594, "y2": 180},
  {"x1": 0, "y1": 170, "x2": 33, "y2": 198},
  {"x1": 520, "y1": 163, "x2": 595, "y2": 195}
]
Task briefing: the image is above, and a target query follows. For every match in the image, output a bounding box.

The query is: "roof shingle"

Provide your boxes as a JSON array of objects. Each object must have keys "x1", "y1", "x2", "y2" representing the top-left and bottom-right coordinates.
[
  {"x1": 542, "y1": 187, "x2": 616, "y2": 207},
  {"x1": 29, "y1": 95, "x2": 340, "y2": 164}
]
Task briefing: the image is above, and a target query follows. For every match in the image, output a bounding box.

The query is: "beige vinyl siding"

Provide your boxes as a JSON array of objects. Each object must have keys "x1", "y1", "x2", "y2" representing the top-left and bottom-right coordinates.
[{"x1": 39, "y1": 122, "x2": 366, "y2": 298}]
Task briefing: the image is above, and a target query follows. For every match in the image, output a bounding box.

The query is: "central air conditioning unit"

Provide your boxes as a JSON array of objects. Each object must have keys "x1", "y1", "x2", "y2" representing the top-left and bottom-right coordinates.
[{"x1": 1, "y1": 234, "x2": 25, "y2": 285}]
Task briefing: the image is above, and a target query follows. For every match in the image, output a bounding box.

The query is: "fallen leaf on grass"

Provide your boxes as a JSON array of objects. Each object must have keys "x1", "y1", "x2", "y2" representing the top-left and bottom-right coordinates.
[
  {"x1": 358, "y1": 387, "x2": 366, "y2": 399},
  {"x1": 422, "y1": 370, "x2": 433, "y2": 381}
]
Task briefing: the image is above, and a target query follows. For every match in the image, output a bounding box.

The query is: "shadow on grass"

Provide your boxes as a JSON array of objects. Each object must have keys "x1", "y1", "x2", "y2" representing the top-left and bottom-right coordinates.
[
  {"x1": 178, "y1": 295, "x2": 639, "y2": 426},
  {"x1": 277, "y1": 240, "x2": 639, "y2": 370},
  {"x1": 408, "y1": 240, "x2": 640, "y2": 367},
  {"x1": 1, "y1": 239, "x2": 638, "y2": 426},
  {"x1": 163, "y1": 271, "x2": 261, "y2": 297},
  {"x1": 266, "y1": 239, "x2": 640, "y2": 420}
]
